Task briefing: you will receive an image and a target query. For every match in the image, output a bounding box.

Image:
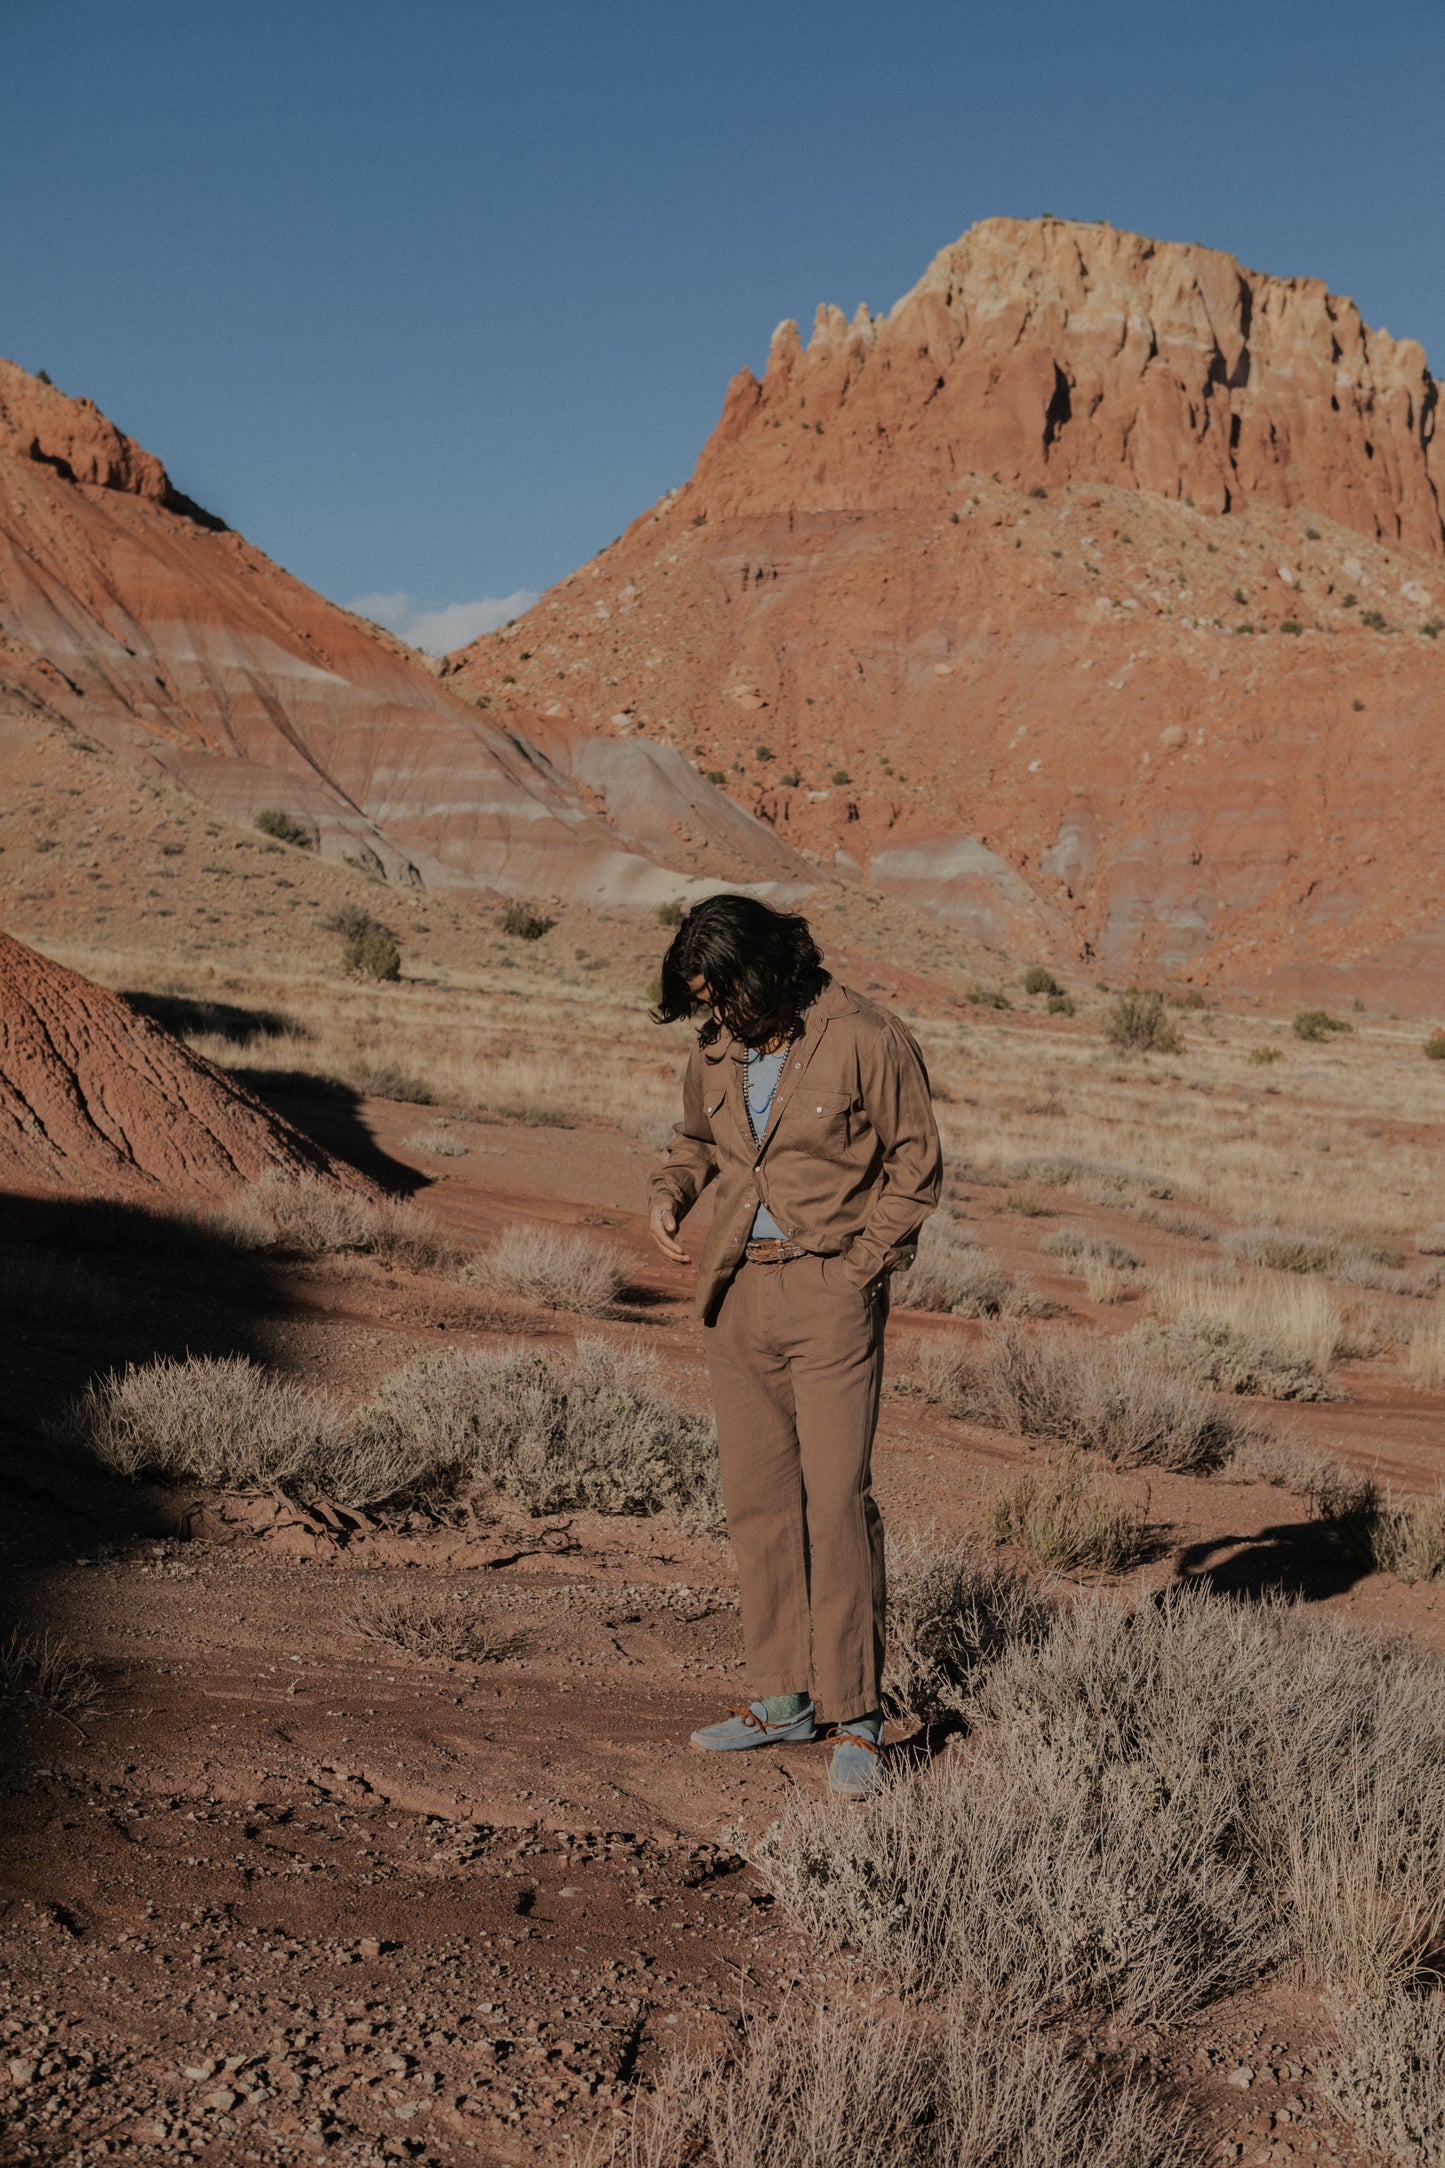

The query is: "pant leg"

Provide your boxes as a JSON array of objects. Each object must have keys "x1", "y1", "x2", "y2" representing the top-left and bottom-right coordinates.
[
  {"x1": 704, "y1": 1262, "x2": 812, "y2": 1697},
  {"x1": 780, "y1": 1252, "x2": 888, "y2": 1720}
]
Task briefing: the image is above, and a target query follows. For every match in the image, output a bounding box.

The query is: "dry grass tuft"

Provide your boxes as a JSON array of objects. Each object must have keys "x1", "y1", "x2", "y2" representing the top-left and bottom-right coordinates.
[
  {"x1": 882, "y1": 1529, "x2": 1052, "y2": 1722},
  {"x1": 1406, "y1": 1306, "x2": 1445, "y2": 1390},
  {"x1": 1138, "y1": 1316, "x2": 1340, "y2": 1402},
  {"x1": 1004, "y1": 1154, "x2": 1175, "y2": 1206},
  {"x1": 1366, "y1": 1492, "x2": 1445, "y2": 1584},
  {"x1": 69, "y1": 1354, "x2": 347, "y2": 1490},
  {"x1": 937, "y1": 1325, "x2": 1267, "y2": 1472},
  {"x1": 221, "y1": 1172, "x2": 455, "y2": 1270},
  {"x1": 0, "y1": 1628, "x2": 101, "y2": 1722},
  {"x1": 401, "y1": 1126, "x2": 468, "y2": 1157},
  {"x1": 895, "y1": 1216, "x2": 1011, "y2": 1316},
  {"x1": 606, "y1": 1996, "x2": 1188, "y2": 2168},
  {"x1": 992, "y1": 1455, "x2": 1152, "y2": 1576},
  {"x1": 73, "y1": 1341, "x2": 719, "y2": 1526},
  {"x1": 353, "y1": 1585, "x2": 517, "y2": 1664},
  {"x1": 461, "y1": 1225, "x2": 625, "y2": 1315},
  {"x1": 329, "y1": 1338, "x2": 720, "y2": 1522},
  {"x1": 755, "y1": 1586, "x2": 1445, "y2": 2024},
  {"x1": 1149, "y1": 1262, "x2": 1344, "y2": 1377}
]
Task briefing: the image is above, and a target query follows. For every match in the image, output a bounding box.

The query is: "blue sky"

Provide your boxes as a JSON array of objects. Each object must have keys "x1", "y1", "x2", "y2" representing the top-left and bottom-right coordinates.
[{"x1": 3, "y1": 0, "x2": 1442, "y2": 648}]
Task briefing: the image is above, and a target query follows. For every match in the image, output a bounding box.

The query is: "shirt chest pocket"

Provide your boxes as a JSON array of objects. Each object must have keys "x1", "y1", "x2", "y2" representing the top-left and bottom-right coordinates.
[{"x1": 791, "y1": 1090, "x2": 854, "y2": 1145}]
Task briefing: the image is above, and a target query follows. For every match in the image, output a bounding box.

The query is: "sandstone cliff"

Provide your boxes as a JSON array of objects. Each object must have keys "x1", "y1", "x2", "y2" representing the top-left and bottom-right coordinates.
[{"x1": 450, "y1": 220, "x2": 1445, "y2": 993}]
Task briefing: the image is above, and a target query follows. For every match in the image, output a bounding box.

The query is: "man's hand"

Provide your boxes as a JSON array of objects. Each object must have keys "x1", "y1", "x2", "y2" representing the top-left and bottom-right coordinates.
[{"x1": 649, "y1": 1202, "x2": 690, "y2": 1264}]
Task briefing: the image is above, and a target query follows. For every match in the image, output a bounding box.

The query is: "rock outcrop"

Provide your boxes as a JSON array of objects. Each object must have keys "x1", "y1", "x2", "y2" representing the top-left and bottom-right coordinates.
[
  {"x1": 0, "y1": 359, "x2": 805, "y2": 909},
  {"x1": 0, "y1": 930, "x2": 363, "y2": 1199},
  {"x1": 450, "y1": 219, "x2": 1445, "y2": 994},
  {"x1": 693, "y1": 219, "x2": 1444, "y2": 555}
]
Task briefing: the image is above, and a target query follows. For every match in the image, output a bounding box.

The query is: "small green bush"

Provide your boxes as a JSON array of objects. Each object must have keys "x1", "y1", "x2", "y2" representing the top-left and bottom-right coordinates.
[
  {"x1": 1360, "y1": 608, "x2": 1387, "y2": 631},
  {"x1": 1250, "y1": 1046, "x2": 1284, "y2": 1065},
  {"x1": 704, "y1": 769, "x2": 725, "y2": 785},
  {"x1": 831, "y1": 769, "x2": 852, "y2": 786},
  {"x1": 1425, "y1": 1031, "x2": 1445, "y2": 1061},
  {"x1": 1104, "y1": 989, "x2": 1182, "y2": 1055},
  {"x1": 255, "y1": 809, "x2": 313, "y2": 849},
  {"x1": 1047, "y1": 991, "x2": 1076, "y2": 1016},
  {"x1": 324, "y1": 902, "x2": 391, "y2": 942},
  {"x1": 1423, "y1": 618, "x2": 1443, "y2": 640},
  {"x1": 1293, "y1": 1009, "x2": 1353, "y2": 1042},
  {"x1": 755, "y1": 744, "x2": 774, "y2": 762},
  {"x1": 780, "y1": 771, "x2": 800, "y2": 787},
  {"x1": 1023, "y1": 966, "x2": 1061, "y2": 997},
  {"x1": 342, "y1": 930, "x2": 401, "y2": 981},
  {"x1": 657, "y1": 899, "x2": 684, "y2": 927},
  {"x1": 966, "y1": 985, "x2": 1012, "y2": 1011},
  {"x1": 1279, "y1": 620, "x2": 1304, "y2": 636},
  {"x1": 498, "y1": 900, "x2": 555, "y2": 941}
]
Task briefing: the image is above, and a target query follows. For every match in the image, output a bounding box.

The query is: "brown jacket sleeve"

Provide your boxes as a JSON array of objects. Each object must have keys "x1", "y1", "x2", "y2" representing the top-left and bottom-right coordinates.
[
  {"x1": 838, "y1": 1015, "x2": 942, "y2": 1287},
  {"x1": 647, "y1": 1049, "x2": 719, "y2": 1222}
]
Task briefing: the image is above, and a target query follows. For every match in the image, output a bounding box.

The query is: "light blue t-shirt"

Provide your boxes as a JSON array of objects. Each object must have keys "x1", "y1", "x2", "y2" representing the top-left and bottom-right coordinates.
[{"x1": 746, "y1": 1046, "x2": 789, "y2": 1239}]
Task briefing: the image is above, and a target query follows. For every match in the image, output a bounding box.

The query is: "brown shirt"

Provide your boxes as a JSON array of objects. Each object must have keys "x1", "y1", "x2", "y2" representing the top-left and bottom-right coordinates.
[{"x1": 649, "y1": 979, "x2": 943, "y2": 1321}]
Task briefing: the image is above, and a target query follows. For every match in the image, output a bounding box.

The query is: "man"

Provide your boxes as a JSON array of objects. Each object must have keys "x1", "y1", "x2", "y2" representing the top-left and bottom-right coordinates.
[{"x1": 647, "y1": 893, "x2": 941, "y2": 1799}]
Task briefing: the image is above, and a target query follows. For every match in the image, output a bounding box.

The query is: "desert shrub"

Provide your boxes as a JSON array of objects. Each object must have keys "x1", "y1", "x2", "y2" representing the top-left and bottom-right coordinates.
[
  {"x1": 1407, "y1": 1307, "x2": 1445, "y2": 1390},
  {"x1": 462, "y1": 1225, "x2": 624, "y2": 1315},
  {"x1": 1360, "y1": 608, "x2": 1388, "y2": 631},
  {"x1": 69, "y1": 1354, "x2": 346, "y2": 1490},
  {"x1": 965, "y1": 985, "x2": 1011, "y2": 1010},
  {"x1": 255, "y1": 808, "x2": 313, "y2": 848},
  {"x1": 1365, "y1": 1491, "x2": 1445, "y2": 1583},
  {"x1": 1039, "y1": 1230, "x2": 1140, "y2": 1271},
  {"x1": 328, "y1": 1338, "x2": 720, "y2": 1522},
  {"x1": 402, "y1": 1126, "x2": 468, "y2": 1157},
  {"x1": 1169, "y1": 988, "x2": 1207, "y2": 1010},
  {"x1": 1135, "y1": 1203, "x2": 1216, "y2": 1241},
  {"x1": 992, "y1": 1455, "x2": 1152, "y2": 1576},
  {"x1": 1005, "y1": 1153, "x2": 1174, "y2": 1204},
  {"x1": 353, "y1": 1061, "x2": 434, "y2": 1102},
  {"x1": 882, "y1": 1529, "x2": 1052, "y2": 1722},
  {"x1": 656, "y1": 899, "x2": 685, "y2": 926},
  {"x1": 1228, "y1": 1227, "x2": 1341, "y2": 1274},
  {"x1": 323, "y1": 902, "x2": 391, "y2": 941},
  {"x1": 1046, "y1": 991, "x2": 1076, "y2": 1016},
  {"x1": 937, "y1": 1325, "x2": 1264, "y2": 1472},
  {"x1": 0, "y1": 1628, "x2": 101, "y2": 1722},
  {"x1": 1149, "y1": 1263, "x2": 1343, "y2": 1375},
  {"x1": 1425, "y1": 1030, "x2": 1445, "y2": 1061},
  {"x1": 1250, "y1": 1044, "x2": 1284, "y2": 1065},
  {"x1": 342, "y1": 929, "x2": 401, "y2": 981},
  {"x1": 223, "y1": 1172, "x2": 454, "y2": 1270},
  {"x1": 1139, "y1": 1316, "x2": 1339, "y2": 1402},
  {"x1": 1323, "y1": 1991, "x2": 1445, "y2": 2166},
  {"x1": 894, "y1": 1216, "x2": 1010, "y2": 1316},
  {"x1": 354, "y1": 1586, "x2": 516, "y2": 1664},
  {"x1": 756, "y1": 1586, "x2": 1445, "y2": 2026},
  {"x1": 618, "y1": 1996, "x2": 1188, "y2": 2168},
  {"x1": 498, "y1": 900, "x2": 555, "y2": 940},
  {"x1": 1023, "y1": 966, "x2": 1060, "y2": 997},
  {"x1": 1104, "y1": 988, "x2": 1182, "y2": 1055},
  {"x1": 1293, "y1": 1008, "x2": 1353, "y2": 1041}
]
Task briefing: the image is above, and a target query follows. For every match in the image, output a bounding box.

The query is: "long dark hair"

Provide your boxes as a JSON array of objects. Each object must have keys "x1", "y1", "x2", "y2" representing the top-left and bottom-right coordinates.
[{"x1": 654, "y1": 894, "x2": 828, "y2": 1048}]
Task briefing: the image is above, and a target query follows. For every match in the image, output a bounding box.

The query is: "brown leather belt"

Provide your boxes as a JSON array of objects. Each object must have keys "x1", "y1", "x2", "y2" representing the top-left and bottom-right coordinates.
[{"x1": 744, "y1": 1239, "x2": 810, "y2": 1263}]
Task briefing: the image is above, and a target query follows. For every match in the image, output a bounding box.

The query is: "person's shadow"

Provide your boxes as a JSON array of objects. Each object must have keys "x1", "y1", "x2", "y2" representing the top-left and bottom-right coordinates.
[{"x1": 1174, "y1": 1510, "x2": 1375, "y2": 1602}]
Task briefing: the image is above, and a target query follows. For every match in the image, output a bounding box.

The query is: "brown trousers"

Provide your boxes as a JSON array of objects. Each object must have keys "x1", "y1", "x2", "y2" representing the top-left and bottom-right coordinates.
[{"x1": 704, "y1": 1253, "x2": 888, "y2": 1721}]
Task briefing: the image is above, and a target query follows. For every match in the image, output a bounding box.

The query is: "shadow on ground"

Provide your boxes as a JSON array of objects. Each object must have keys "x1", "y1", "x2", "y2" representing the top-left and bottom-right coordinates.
[{"x1": 1174, "y1": 1514, "x2": 1374, "y2": 1602}]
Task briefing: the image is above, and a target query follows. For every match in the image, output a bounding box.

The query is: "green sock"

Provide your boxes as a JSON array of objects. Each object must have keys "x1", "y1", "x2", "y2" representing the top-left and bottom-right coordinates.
[
  {"x1": 836, "y1": 1708, "x2": 883, "y2": 1743},
  {"x1": 762, "y1": 1692, "x2": 810, "y2": 1722}
]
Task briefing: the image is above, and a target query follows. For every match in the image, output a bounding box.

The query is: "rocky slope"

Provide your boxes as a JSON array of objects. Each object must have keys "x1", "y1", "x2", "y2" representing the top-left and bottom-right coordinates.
[
  {"x1": 0, "y1": 930, "x2": 361, "y2": 1199},
  {"x1": 0, "y1": 359, "x2": 804, "y2": 910},
  {"x1": 450, "y1": 219, "x2": 1445, "y2": 995}
]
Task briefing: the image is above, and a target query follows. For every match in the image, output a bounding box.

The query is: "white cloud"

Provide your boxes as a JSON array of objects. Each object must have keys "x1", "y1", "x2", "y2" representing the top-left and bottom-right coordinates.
[{"x1": 348, "y1": 588, "x2": 540, "y2": 655}]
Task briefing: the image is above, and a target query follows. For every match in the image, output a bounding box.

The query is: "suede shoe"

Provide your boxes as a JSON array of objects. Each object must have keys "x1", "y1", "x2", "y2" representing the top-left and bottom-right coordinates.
[
  {"x1": 828, "y1": 1727, "x2": 886, "y2": 1800},
  {"x1": 690, "y1": 1700, "x2": 817, "y2": 1751}
]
